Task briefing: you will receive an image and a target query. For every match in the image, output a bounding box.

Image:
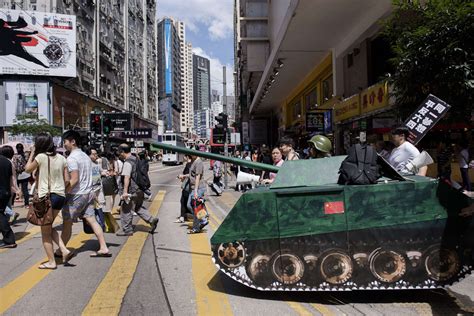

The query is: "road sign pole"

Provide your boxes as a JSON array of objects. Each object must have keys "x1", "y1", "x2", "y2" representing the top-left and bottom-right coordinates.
[{"x1": 100, "y1": 112, "x2": 104, "y2": 152}]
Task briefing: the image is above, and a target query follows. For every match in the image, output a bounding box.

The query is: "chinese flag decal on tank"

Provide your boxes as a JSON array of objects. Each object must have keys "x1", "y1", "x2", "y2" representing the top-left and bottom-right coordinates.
[{"x1": 324, "y1": 201, "x2": 345, "y2": 214}]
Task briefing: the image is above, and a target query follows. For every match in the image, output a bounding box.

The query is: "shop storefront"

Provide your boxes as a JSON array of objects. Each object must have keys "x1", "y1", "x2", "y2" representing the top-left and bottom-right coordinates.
[
  {"x1": 333, "y1": 81, "x2": 396, "y2": 154},
  {"x1": 279, "y1": 54, "x2": 338, "y2": 150}
]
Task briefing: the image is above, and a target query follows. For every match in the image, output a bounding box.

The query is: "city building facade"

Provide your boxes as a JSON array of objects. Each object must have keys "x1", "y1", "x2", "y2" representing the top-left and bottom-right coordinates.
[
  {"x1": 193, "y1": 108, "x2": 212, "y2": 139},
  {"x1": 157, "y1": 17, "x2": 181, "y2": 133},
  {"x1": 234, "y1": 0, "x2": 395, "y2": 151},
  {"x1": 192, "y1": 54, "x2": 211, "y2": 111},
  {"x1": 0, "y1": 0, "x2": 159, "y2": 144}
]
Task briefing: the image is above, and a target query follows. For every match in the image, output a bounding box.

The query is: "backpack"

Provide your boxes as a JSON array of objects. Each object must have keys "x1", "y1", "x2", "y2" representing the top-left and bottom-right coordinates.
[
  {"x1": 134, "y1": 158, "x2": 151, "y2": 191},
  {"x1": 338, "y1": 144, "x2": 380, "y2": 185},
  {"x1": 14, "y1": 154, "x2": 26, "y2": 175}
]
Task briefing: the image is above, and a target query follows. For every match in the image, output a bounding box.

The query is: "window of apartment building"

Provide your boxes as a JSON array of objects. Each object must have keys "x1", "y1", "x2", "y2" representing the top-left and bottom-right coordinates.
[
  {"x1": 322, "y1": 74, "x2": 333, "y2": 103},
  {"x1": 304, "y1": 87, "x2": 318, "y2": 111},
  {"x1": 292, "y1": 100, "x2": 302, "y2": 121}
]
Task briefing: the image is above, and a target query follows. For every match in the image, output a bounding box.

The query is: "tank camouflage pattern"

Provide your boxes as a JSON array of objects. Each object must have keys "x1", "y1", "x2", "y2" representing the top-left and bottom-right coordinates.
[{"x1": 151, "y1": 143, "x2": 474, "y2": 291}]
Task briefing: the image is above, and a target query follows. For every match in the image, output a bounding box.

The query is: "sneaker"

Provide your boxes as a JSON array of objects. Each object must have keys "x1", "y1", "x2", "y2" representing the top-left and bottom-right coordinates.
[
  {"x1": 0, "y1": 242, "x2": 17, "y2": 249},
  {"x1": 149, "y1": 217, "x2": 159, "y2": 234},
  {"x1": 174, "y1": 217, "x2": 184, "y2": 223},
  {"x1": 132, "y1": 212, "x2": 138, "y2": 216},
  {"x1": 116, "y1": 231, "x2": 134, "y2": 237}
]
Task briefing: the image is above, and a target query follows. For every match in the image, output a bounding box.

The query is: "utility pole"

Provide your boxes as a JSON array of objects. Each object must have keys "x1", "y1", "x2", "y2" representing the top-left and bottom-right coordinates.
[{"x1": 223, "y1": 66, "x2": 228, "y2": 189}]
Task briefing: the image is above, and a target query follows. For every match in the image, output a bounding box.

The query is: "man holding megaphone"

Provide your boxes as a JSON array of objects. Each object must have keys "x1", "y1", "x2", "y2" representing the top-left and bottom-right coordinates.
[{"x1": 388, "y1": 126, "x2": 428, "y2": 176}]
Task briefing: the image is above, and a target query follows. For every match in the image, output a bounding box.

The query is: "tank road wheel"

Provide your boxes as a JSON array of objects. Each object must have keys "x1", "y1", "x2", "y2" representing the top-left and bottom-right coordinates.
[
  {"x1": 369, "y1": 248, "x2": 406, "y2": 283},
  {"x1": 246, "y1": 253, "x2": 273, "y2": 287},
  {"x1": 271, "y1": 252, "x2": 305, "y2": 285},
  {"x1": 319, "y1": 249, "x2": 353, "y2": 285},
  {"x1": 217, "y1": 242, "x2": 246, "y2": 268},
  {"x1": 424, "y1": 246, "x2": 460, "y2": 282}
]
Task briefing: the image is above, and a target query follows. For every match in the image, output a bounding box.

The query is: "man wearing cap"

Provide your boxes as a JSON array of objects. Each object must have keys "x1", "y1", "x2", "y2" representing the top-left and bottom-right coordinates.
[
  {"x1": 116, "y1": 144, "x2": 159, "y2": 236},
  {"x1": 307, "y1": 135, "x2": 332, "y2": 159},
  {"x1": 388, "y1": 126, "x2": 427, "y2": 175}
]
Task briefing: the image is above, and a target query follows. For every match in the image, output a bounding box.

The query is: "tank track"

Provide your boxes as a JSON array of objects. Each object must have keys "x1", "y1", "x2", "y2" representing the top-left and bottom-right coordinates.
[{"x1": 211, "y1": 234, "x2": 474, "y2": 291}]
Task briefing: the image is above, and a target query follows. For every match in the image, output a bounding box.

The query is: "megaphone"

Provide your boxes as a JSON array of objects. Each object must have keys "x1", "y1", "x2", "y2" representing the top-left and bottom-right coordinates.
[
  {"x1": 405, "y1": 151, "x2": 434, "y2": 174},
  {"x1": 237, "y1": 171, "x2": 261, "y2": 185}
]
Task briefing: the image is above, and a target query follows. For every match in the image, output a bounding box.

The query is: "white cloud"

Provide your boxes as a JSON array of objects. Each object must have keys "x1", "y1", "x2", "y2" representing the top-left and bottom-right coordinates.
[
  {"x1": 157, "y1": 0, "x2": 233, "y2": 40},
  {"x1": 193, "y1": 47, "x2": 234, "y2": 96}
]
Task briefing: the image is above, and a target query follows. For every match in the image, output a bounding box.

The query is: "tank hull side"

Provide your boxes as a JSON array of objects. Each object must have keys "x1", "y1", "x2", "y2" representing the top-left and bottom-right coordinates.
[{"x1": 212, "y1": 219, "x2": 474, "y2": 291}]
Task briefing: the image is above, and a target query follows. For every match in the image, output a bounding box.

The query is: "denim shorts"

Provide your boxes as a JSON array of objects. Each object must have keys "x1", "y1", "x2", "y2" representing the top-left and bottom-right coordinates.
[
  {"x1": 50, "y1": 193, "x2": 66, "y2": 210},
  {"x1": 62, "y1": 192, "x2": 96, "y2": 222}
]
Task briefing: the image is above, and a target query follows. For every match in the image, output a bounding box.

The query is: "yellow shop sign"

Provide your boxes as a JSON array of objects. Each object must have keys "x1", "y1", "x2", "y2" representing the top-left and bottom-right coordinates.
[
  {"x1": 360, "y1": 81, "x2": 389, "y2": 114},
  {"x1": 334, "y1": 94, "x2": 360, "y2": 122}
]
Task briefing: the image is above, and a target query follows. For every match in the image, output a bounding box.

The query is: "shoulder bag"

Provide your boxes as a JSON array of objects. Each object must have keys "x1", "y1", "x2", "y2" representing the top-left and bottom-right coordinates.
[{"x1": 27, "y1": 156, "x2": 55, "y2": 226}]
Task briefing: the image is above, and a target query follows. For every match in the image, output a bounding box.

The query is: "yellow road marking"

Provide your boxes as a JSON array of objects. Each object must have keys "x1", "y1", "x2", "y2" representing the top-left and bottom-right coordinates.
[
  {"x1": 286, "y1": 302, "x2": 313, "y2": 315},
  {"x1": 310, "y1": 303, "x2": 335, "y2": 315},
  {"x1": 0, "y1": 214, "x2": 63, "y2": 254},
  {"x1": 0, "y1": 231, "x2": 93, "y2": 314},
  {"x1": 206, "y1": 204, "x2": 222, "y2": 225},
  {"x1": 189, "y1": 229, "x2": 233, "y2": 316},
  {"x1": 82, "y1": 190, "x2": 166, "y2": 315}
]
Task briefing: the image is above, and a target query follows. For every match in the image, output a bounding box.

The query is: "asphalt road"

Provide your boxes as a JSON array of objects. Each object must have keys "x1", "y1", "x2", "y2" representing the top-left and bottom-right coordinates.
[{"x1": 1, "y1": 161, "x2": 473, "y2": 315}]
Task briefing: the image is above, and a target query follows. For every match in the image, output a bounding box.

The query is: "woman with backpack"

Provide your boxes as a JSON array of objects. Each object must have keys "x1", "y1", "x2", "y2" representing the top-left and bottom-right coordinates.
[{"x1": 25, "y1": 133, "x2": 74, "y2": 269}]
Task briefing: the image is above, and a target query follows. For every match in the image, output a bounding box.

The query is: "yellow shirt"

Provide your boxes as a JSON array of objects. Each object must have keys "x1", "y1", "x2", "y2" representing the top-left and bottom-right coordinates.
[{"x1": 34, "y1": 153, "x2": 67, "y2": 198}]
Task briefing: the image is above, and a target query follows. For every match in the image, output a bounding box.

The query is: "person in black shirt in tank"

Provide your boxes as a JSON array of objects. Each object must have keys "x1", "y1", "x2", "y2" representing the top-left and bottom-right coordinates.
[{"x1": 0, "y1": 148, "x2": 17, "y2": 248}]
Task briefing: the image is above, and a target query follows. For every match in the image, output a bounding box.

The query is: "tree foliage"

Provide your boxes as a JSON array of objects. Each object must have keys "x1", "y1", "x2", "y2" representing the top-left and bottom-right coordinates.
[
  {"x1": 9, "y1": 114, "x2": 62, "y2": 137},
  {"x1": 382, "y1": 0, "x2": 473, "y2": 120}
]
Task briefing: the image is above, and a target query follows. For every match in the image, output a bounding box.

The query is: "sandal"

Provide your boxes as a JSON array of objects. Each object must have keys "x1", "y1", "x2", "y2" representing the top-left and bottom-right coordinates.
[
  {"x1": 90, "y1": 252, "x2": 112, "y2": 258},
  {"x1": 38, "y1": 263, "x2": 57, "y2": 270},
  {"x1": 63, "y1": 251, "x2": 76, "y2": 263}
]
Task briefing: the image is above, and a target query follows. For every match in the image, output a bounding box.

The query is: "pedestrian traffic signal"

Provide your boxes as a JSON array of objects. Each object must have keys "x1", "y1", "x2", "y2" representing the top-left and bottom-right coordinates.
[
  {"x1": 215, "y1": 112, "x2": 228, "y2": 130},
  {"x1": 90, "y1": 113, "x2": 101, "y2": 133},
  {"x1": 103, "y1": 117, "x2": 113, "y2": 135}
]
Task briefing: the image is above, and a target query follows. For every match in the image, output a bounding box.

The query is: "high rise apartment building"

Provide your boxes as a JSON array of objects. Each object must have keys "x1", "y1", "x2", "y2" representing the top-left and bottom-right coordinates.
[
  {"x1": 0, "y1": 0, "x2": 159, "y2": 124},
  {"x1": 157, "y1": 17, "x2": 181, "y2": 132},
  {"x1": 193, "y1": 54, "x2": 211, "y2": 111},
  {"x1": 181, "y1": 42, "x2": 194, "y2": 135}
]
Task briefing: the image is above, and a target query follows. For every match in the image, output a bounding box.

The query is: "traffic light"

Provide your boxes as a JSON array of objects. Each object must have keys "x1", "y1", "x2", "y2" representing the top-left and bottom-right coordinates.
[
  {"x1": 215, "y1": 112, "x2": 228, "y2": 129},
  {"x1": 90, "y1": 113, "x2": 101, "y2": 133},
  {"x1": 103, "y1": 117, "x2": 113, "y2": 135}
]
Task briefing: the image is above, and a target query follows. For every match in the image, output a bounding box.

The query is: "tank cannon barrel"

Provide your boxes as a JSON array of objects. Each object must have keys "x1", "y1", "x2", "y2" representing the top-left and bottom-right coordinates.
[{"x1": 150, "y1": 143, "x2": 279, "y2": 173}]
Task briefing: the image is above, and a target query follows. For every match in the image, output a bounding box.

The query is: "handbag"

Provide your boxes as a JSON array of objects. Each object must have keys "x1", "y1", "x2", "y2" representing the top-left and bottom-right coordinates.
[
  {"x1": 102, "y1": 176, "x2": 118, "y2": 196},
  {"x1": 192, "y1": 197, "x2": 208, "y2": 220},
  {"x1": 83, "y1": 208, "x2": 106, "y2": 234},
  {"x1": 27, "y1": 156, "x2": 55, "y2": 226}
]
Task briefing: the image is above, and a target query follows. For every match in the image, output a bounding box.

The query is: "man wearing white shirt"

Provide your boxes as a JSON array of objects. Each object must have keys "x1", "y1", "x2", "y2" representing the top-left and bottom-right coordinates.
[{"x1": 388, "y1": 127, "x2": 427, "y2": 176}]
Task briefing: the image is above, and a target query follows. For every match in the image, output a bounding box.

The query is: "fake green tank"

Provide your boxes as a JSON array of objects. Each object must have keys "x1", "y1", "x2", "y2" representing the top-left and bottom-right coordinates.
[{"x1": 151, "y1": 143, "x2": 474, "y2": 291}]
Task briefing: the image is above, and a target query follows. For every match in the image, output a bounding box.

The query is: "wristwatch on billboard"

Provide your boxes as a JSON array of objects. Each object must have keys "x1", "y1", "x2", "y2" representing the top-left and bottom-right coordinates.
[{"x1": 43, "y1": 36, "x2": 72, "y2": 68}]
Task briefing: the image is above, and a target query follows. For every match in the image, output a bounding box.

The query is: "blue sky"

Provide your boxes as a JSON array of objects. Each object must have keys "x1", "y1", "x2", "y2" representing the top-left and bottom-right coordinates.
[{"x1": 157, "y1": 0, "x2": 234, "y2": 95}]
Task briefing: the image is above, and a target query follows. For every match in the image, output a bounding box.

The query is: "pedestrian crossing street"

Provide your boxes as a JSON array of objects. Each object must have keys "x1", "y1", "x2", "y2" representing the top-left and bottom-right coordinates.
[{"x1": 0, "y1": 189, "x2": 464, "y2": 315}]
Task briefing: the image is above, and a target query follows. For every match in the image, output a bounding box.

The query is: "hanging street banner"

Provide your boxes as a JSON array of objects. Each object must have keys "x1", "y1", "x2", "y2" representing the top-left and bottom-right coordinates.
[
  {"x1": 0, "y1": 9, "x2": 76, "y2": 77},
  {"x1": 404, "y1": 94, "x2": 451, "y2": 145}
]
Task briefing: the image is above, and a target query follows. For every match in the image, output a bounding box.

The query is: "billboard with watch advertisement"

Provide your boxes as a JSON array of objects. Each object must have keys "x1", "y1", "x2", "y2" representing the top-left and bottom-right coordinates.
[
  {"x1": 0, "y1": 9, "x2": 76, "y2": 77},
  {"x1": 2, "y1": 81, "x2": 51, "y2": 126}
]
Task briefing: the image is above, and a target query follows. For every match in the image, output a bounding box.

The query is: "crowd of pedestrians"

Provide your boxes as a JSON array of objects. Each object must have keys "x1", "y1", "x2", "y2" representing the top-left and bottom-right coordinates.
[{"x1": 0, "y1": 131, "x2": 159, "y2": 264}]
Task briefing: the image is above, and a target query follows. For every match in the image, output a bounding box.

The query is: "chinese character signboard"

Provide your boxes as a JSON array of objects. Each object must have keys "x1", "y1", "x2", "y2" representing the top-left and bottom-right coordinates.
[
  {"x1": 0, "y1": 9, "x2": 76, "y2": 77},
  {"x1": 306, "y1": 111, "x2": 324, "y2": 132},
  {"x1": 334, "y1": 94, "x2": 360, "y2": 122},
  {"x1": 404, "y1": 94, "x2": 451, "y2": 145},
  {"x1": 360, "y1": 81, "x2": 389, "y2": 114}
]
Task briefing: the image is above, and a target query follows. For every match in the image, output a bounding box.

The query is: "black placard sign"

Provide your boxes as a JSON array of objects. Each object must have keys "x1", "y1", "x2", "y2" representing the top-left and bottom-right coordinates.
[
  {"x1": 404, "y1": 94, "x2": 451, "y2": 145},
  {"x1": 306, "y1": 111, "x2": 325, "y2": 132},
  {"x1": 105, "y1": 113, "x2": 132, "y2": 131}
]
